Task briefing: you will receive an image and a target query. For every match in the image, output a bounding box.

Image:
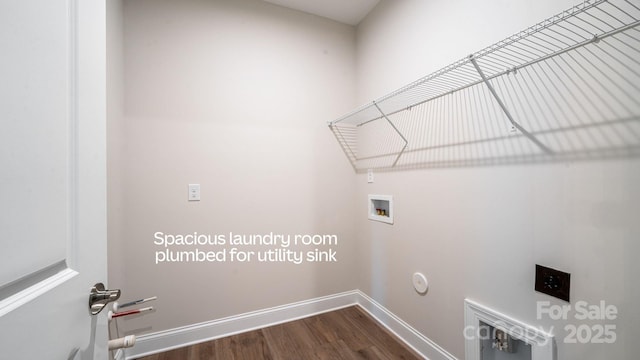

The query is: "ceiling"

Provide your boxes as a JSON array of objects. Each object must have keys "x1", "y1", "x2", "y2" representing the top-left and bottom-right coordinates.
[{"x1": 263, "y1": 0, "x2": 380, "y2": 26}]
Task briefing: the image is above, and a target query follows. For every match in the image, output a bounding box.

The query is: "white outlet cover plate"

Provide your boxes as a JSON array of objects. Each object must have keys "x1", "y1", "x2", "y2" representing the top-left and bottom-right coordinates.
[{"x1": 188, "y1": 184, "x2": 200, "y2": 201}]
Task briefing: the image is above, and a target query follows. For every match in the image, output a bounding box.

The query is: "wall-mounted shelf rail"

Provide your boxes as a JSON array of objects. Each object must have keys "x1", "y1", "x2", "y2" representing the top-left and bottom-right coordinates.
[{"x1": 329, "y1": 0, "x2": 640, "y2": 172}]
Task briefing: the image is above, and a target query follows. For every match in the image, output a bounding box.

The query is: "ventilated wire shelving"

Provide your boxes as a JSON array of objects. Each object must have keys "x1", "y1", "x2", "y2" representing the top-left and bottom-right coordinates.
[{"x1": 329, "y1": 0, "x2": 640, "y2": 172}]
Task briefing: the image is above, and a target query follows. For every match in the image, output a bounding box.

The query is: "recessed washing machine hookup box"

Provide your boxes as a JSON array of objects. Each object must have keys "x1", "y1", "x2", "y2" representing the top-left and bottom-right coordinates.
[{"x1": 368, "y1": 195, "x2": 393, "y2": 224}]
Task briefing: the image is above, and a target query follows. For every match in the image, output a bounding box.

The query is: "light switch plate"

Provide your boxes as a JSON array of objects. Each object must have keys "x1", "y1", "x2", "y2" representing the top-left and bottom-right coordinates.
[
  {"x1": 188, "y1": 184, "x2": 200, "y2": 201},
  {"x1": 367, "y1": 169, "x2": 374, "y2": 183}
]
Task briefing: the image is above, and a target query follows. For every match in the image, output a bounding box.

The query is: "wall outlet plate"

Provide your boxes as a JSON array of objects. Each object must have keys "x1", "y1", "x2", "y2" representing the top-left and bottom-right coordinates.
[
  {"x1": 188, "y1": 184, "x2": 201, "y2": 201},
  {"x1": 535, "y1": 264, "x2": 570, "y2": 302}
]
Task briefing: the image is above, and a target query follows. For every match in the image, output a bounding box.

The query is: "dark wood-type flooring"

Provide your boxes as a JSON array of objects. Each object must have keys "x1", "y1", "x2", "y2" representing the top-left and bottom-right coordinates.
[{"x1": 136, "y1": 306, "x2": 423, "y2": 359}]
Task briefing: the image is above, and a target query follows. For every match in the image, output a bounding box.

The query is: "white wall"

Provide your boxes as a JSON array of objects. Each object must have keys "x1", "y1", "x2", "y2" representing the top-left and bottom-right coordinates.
[
  {"x1": 107, "y1": 0, "x2": 125, "y2": 297},
  {"x1": 355, "y1": 0, "x2": 639, "y2": 358},
  {"x1": 109, "y1": 0, "x2": 358, "y2": 334},
  {"x1": 108, "y1": 0, "x2": 639, "y2": 358}
]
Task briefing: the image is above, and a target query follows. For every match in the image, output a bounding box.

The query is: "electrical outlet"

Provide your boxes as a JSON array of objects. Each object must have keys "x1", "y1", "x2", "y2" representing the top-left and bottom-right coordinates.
[
  {"x1": 535, "y1": 264, "x2": 570, "y2": 302},
  {"x1": 367, "y1": 169, "x2": 374, "y2": 183}
]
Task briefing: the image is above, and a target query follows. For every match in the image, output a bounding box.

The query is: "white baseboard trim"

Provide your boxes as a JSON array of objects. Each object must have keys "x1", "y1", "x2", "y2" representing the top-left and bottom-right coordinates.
[
  {"x1": 124, "y1": 290, "x2": 360, "y2": 359},
  {"x1": 356, "y1": 292, "x2": 457, "y2": 360},
  {"x1": 124, "y1": 289, "x2": 457, "y2": 360},
  {"x1": 112, "y1": 349, "x2": 124, "y2": 360}
]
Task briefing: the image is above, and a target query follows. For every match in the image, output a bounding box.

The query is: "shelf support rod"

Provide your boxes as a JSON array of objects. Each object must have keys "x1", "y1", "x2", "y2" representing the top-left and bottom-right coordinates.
[
  {"x1": 469, "y1": 55, "x2": 554, "y2": 155},
  {"x1": 373, "y1": 101, "x2": 408, "y2": 167},
  {"x1": 328, "y1": 124, "x2": 358, "y2": 172}
]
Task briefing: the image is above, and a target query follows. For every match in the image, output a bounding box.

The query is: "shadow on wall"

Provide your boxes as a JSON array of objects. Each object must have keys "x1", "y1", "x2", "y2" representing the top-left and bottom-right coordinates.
[{"x1": 330, "y1": 0, "x2": 640, "y2": 172}]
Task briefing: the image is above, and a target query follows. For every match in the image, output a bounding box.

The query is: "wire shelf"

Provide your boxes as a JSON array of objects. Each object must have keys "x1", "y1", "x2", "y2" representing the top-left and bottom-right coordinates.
[{"x1": 329, "y1": 0, "x2": 640, "y2": 172}]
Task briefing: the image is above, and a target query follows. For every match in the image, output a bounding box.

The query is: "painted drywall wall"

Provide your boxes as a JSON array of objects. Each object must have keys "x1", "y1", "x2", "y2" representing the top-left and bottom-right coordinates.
[
  {"x1": 355, "y1": 0, "x2": 639, "y2": 359},
  {"x1": 109, "y1": 0, "x2": 358, "y2": 334},
  {"x1": 107, "y1": 0, "x2": 125, "y2": 296}
]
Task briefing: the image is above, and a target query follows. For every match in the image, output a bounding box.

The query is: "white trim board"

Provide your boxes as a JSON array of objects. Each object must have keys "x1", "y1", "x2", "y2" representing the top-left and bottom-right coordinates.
[
  {"x1": 124, "y1": 290, "x2": 457, "y2": 360},
  {"x1": 464, "y1": 298, "x2": 555, "y2": 360},
  {"x1": 113, "y1": 349, "x2": 124, "y2": 360},
  {"x1": 356, "y1": 291, "x2": 456, "y2": 360}
]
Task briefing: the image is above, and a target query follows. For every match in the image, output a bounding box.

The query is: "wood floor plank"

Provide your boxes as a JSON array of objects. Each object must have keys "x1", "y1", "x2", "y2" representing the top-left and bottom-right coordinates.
[
  {"x1": 188, "y1": 339, "x2": 215, "y2": 360},
  {"x1": 343, "y1": 307, "x2": 420, "y2": 359},
  {"x1": 208, "y1": 334, "x2": 235, "y2": 359},
  {"x1": 230, "y1": 330, "x2": 273, "y2": 359},
  {"x1": 135, "y1": 306, "x2": 423, "y2": 360},
  {"x1": 262, "y1": 320, "x2": 318, "y2": 359},
  {"x1": 354, "y1": 345, "x2": 390, "y2": 359},
  {"x1": 305, "y1": 308, "x2": 373, "y2": 352},
  {"x1": 308, "y1": 339, "x2": 361, "y2": 360}
]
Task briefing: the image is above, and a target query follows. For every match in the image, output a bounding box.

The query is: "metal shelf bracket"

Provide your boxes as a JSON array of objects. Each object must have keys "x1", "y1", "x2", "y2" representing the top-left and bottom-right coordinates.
[
  {"x1": 373, "y1": 101, "x2": 409, "y2": 167},
  {"x1": 469, "y1": 55, "x2": 554, "y2": 155}
]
